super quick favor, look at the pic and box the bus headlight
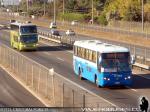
[103,77,107,80]
[107,78,110,81]
[124,76,131,80]
[128,76,131,79]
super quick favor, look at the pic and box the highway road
[0,27,150,109]
[0,66,44,107]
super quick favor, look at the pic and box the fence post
[133,46,136,56]
[144,49,147,64]
[62,83,64,107]
[31,65,34,88]
[72,90,74,108]
[37,68,41,93]
[49,68,55,106]
[46,71,48,98]
[83,94,85,108]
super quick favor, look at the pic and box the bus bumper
[100,79,132,87]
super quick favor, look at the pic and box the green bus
[10,22,38,51]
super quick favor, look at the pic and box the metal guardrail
[38,31,75,47]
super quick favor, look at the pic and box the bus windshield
[20,35,38,43]
[101,59,130,72]
[100,52,130,72]
[20,26,37,34]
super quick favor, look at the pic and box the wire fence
[0,42,115,108]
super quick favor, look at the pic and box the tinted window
[20,26,37,34]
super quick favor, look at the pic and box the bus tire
[11,42,13,48]
[78,68,83,80]
[18,45,22,51]
[95,75,99,87]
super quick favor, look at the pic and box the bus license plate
[115,82,120,84]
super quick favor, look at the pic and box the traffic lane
[0,30,148,108]
[0,67,45,107]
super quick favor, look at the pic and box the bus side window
[85,49,89,60]
[89,50,93,61]
[92,51,96,63]
[81,48,85,58]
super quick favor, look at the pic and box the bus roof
[74,40,129,53]
[10,21,35,27]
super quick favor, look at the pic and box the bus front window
[20,35,38,43]
[101,59,116,68]
[100,59,130,72]
[20,26,37,34]
[116,59,131,72]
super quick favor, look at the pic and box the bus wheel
[18,45,22,51]
[78,69,83,80]
[95,75,99,87]
[11,43,14,48]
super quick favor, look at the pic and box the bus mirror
[130,55,135,65]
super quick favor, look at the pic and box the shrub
[97,14,108,26]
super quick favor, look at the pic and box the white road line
[57,57,64,62]
[43,52,51,56]
[126,86,137,92]
[40,41,73,54]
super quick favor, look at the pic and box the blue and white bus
[73,40,133,87]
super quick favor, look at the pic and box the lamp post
[26,0,29,14]
[44,1,46,16]
[91,0,94,24]
[54,0,56,23]
[142,0,144,32]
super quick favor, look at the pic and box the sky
[2,0,52,5]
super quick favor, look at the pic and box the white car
[49,22,57,29]
[71,20,78,25]
[66,29,75,36]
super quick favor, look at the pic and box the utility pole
[44,1,46,16]
[54,0,56,23]
[63,0,65,15]
[92,0,94,24]
[142,0,144,32]
[26,0,29,15]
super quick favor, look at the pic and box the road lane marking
[125,86,137,92]
[39,41,73,54]
[57,57,64,62]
